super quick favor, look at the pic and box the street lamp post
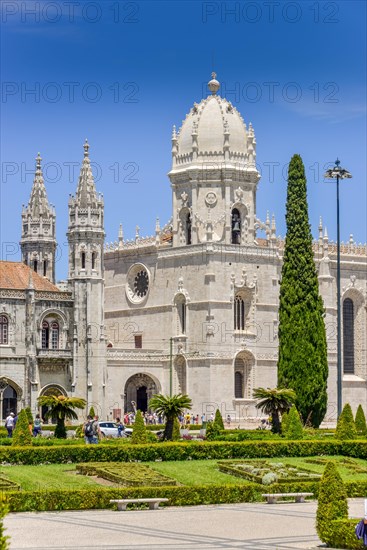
[324,159,352,418]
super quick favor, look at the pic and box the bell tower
[168,74,260,247]
[20,153,56,282]
[67,140,106,414]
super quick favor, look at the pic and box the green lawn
[148,456,367,485]
[1,456,366,490]
[0,464,101,491]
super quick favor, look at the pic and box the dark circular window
[134,270,149,297]
[126,264,150,304]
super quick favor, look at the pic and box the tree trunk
[272,410,281,434]
[164,417,174,440]
[55,417,67,439]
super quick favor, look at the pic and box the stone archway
[38,384,67,424]
[0,378,21,423]
[124,373,160,413]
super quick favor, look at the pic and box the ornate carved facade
[1,74,366,424]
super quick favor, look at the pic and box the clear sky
[1,0,366,280]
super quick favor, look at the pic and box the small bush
[329,519,366,549]
[172,417,180,441]
[316,461,348,545]
[281,411,289,435]
[88,407,95,418]
[283,406,303,440]
[0,495,9,549]
[24,408,33,425]
[262,472,277,485]
[131,411,148,444]
[354,405,367,437]
[214,409,224,430]
[336,404,357,440]
[12,410,32,447]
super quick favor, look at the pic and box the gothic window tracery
[175,294,187,334]
[42,321,49,349]
[0,316,9,345]
[51,322,59,349]
[234,293,245,331]
[343,298,354,374]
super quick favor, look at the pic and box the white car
[98,421,132,438]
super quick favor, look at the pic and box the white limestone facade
[1,74,366,425]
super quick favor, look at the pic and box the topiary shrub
[336,403,357,440]
[354,405,367,437]
[316,461,348,546]
[24,407,33,426]
[12,409,32,446]
[131,410,147,444]
[88,406,95,419]
[172,417,181,441]
[214,409,224,430]
[283,405,304,440]
[205,421,221,441]
[0,495,9,549]
[281,410,289,435]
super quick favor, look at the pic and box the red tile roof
[0,261,61,292]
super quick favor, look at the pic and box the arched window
[81,252,86,269]
[343,298,354,374]
[92,252,96,270]
[231,208,241,244]
[186,213,192,245]
[234,354,254,399]
[33,259,38,273]
[43,260,47,277]
[2,384,17,419]
[234,293,245,331]
[234,371,243,398]
[42,321,49,349]
[175,295,187,334]
[51,322,59,349]
[0,316,9,345]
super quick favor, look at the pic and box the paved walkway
[4,499,364,550]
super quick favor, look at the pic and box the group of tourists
[4,412,42,437]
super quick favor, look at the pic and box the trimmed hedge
[3,479,367,513]
[0,440,366,465]
[329,519,366,549]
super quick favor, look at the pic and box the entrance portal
[124,373,160,414]
[136,386,148,412]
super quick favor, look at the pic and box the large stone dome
[171,74,256,171]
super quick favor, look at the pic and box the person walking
[5,412,15,437]
[33,414,42,437]
[83,415,99,444]
[116,417,125,438]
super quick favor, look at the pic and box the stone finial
[118,223,124,247]
[208,72,220,95]
[271,214,276,232]
[155,217,160,232]
[135,225,140,241]
[172,125,177,140]
[349,233,354,245]
[36,152,42,172]
[84,138,89,158]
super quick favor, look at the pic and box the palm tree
[253,387,296,434]
[149,393,192,441]
[37,394,86,438]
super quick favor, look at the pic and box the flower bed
[218,460,321,484]
[77,462,177,486]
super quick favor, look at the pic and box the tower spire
[20,152,57,282]
[75,139,98,208]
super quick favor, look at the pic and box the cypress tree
[355,404,367,436]
[172,416,181,441]
[278,154,328,428]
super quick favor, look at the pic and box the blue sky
[1,0,366,279]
